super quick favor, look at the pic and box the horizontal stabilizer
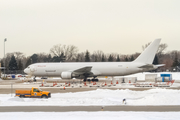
[139,64,154,69]
[139,64,165,69]
[155,64,165,67]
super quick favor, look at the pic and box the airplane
[24,39,164,81]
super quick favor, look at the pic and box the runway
[1,106,180,112]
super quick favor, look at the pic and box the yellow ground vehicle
[15,87,51,98]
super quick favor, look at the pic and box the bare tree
[132,53,140,60]
[106,53,117,62]
[50,44,78,62]
[91,50,105,62]
[142,42,151,51]
[157,43,168,55]
[4,53,14,70]
[14,52,25,60]
[36,53,49,62]
[161,53,174,71]
[120,55,130,61]
[76,52,85,62]
[14,52,26,69]
[142,42,168,55]
[25,56,32,68]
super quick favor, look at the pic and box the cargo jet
[24,39,164,81]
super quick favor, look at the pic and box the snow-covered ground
[1,89,180,106]
[0,112,180,120]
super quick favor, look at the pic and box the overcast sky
[1,0,180,58]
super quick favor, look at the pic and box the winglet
[134,39,161,64]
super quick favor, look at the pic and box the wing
[64,66,101,79]
[69,66,93,77]
[73,66,92,73]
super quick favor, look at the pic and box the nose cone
[24,68,29,74]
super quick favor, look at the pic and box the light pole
[4,38,7,78]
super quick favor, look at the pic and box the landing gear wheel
[91,78,99,82]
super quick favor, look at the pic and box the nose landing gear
[33,76,37,82]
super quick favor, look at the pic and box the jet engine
[61,72,80,79]
[61,72,72,79]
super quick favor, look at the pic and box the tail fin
[133,39,161,64]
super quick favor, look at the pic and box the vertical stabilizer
[134,39,161,64]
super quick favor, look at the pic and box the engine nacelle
[61,72,72,79]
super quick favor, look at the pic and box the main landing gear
[91,78,99,82]
[83,77,99,82]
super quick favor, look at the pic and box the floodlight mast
[4,38,7,78]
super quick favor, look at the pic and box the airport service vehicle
[24,39,164,81]
[16,87,51,98]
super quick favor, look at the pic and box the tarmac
[0,87,155,94]
[0,79,155,94]
[1,79,180,94]
[1,106,180,112]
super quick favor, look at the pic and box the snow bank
[1,89,180,106]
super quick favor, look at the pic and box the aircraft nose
[24,68,29,74]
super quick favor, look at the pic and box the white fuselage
[24,62,152,78]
